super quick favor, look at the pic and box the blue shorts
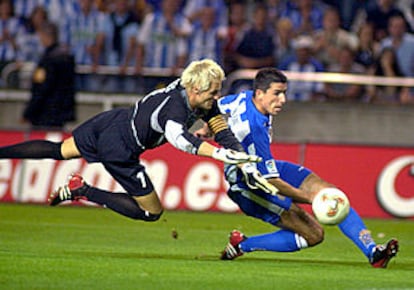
[276,160,312,188]
[228,160,312,226]
[72,108,154,196]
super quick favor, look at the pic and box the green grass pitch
[1,203,414,290]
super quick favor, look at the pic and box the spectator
[187,6,227,65]
[61,0,108,67]
[104,0,140,93]
[223,1,248,73]
[95,0,108,11]
[354,22,380,71]
[0,0,24,69]
[380,14,414,78]
[366,0,406,41]
[312,7,359,67]
[233,3,275,69]
[324,46,365,101]
[366,47,410,103]
[135,0,192,75]
[22,22,76,129]
[43,0,78,29]
[264,0,290,25]
[183,0,228,27]
[129,0,147,23]
[324,0,366,31]
[144,0,181,13]
[16,5,48,62]
[60,0,110,91]
[282,0,324,36]
[106,0,139,69]
[12,0,37,23]
[144,0,160,12]
[13,0,78,28]
[278,35,325,101]
[273,17,295,65]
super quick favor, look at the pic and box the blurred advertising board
[0,130,412,219]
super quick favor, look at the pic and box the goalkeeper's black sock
[0,140,64,160]
[84,187,162,222]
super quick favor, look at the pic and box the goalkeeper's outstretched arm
[164,119,261,164]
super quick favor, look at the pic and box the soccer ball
[312,188,350,225]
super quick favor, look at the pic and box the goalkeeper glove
[212,148,262,164]
[240,163,279,195]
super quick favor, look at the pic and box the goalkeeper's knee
[131,209,163,222]
[143,210,163,222]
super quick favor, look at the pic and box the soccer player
[207,68,398,268]
[0,59,265,222]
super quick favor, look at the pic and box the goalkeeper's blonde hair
[181,59,225,92]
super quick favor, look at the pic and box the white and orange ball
[312,188,350,225]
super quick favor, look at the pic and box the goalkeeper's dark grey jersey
[73,79,242,165]
[130,79,241,154]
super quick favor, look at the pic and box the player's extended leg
[49,174,163,221]
[134,191,163,217]
[61,137,82,159]
[49,162,163,222]
[221,175,324,260]
[0,140,63,160]
[0,136,82,160]
[237,203,323,253]
[300,173,399,268]
[300,173,377,255]
[278,203,324,246]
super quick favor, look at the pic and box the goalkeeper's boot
[370,239,399,268]
[220,230,247,260]
[48,173,89,206]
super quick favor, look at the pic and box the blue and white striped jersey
[12,0,37,20]
[16,29,43,61]
[218,90,279,179]
[13,0,77,25]
[0,17,25,61]
[60,8,110,65]
[43,0,78,28]
[187,23,226,65]
[138,11,191,68]
[183,0,228,27]
[105,13,139,66]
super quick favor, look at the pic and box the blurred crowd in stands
[0,0,413,103]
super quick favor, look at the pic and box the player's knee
[140,210,163,222]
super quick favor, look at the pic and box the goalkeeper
[0,59,264,222]
[196,68,398,268]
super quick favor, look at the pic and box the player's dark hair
[253,68,287,92]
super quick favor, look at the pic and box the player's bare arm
[268,177,313,204]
